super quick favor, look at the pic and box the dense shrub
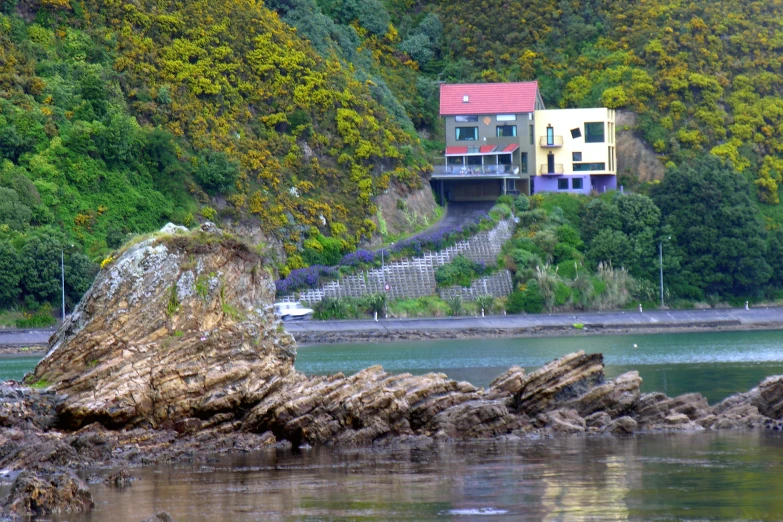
[514,195,530,213]
[509,249,538,270]
[435,255,487,287]
[506,281,545,314]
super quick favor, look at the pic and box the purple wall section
[591,175,617,193]
[532,175,592,195]
[532,175,617,195]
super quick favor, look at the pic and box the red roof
[480,145,497,153]
[440,82,540,116]
[445,146,468,155]
[502,144,520,153]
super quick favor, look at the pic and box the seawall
[285,307,783,344]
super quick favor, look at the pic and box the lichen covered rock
[30,223,295,429]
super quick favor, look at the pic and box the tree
[19,232,63,306]
[194,150,240,194]
[587,229,631,269]
[651,156,771,297]
[0,187,32,230]
[0,241,22,306]
[583,193,664,279]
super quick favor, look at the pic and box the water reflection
[22,431,781,521]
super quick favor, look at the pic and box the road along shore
[285,307,783,345]
[4,308,783,353]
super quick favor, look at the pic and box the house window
[573,152,582,161]
[496,125,517,137]
[546,126,554,146]
[497,114,516,121]
[557,179,569,191]
[521,152,528,174]
[507,179,517,191]
[585,122,605,143]
[571,128,582,139]
[456,127,478,141]
[572,178,584,190]
[467,155,482,166]
[447,156,464,166]
[529,125,534,145]
[498,153,511,165]
[455,115,478,122]
[573,162,606,171]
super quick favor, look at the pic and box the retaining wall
[280,219,515,305]
[438,271,514,302]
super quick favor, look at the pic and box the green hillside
[3,0,783,315]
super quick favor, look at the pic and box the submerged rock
[1,471,94,517]
[142,512,177,522]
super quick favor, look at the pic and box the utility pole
[659,236,670,308]
[659,241,663,308]
[61,249,66,322]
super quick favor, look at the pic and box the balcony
[431,165,524,178]
[539,136,564,148]
[539,164,564,175]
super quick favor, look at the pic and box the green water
[0,355,39,382]
[4,330,783,520]
[296,329,783,403]
[5,330,783,402]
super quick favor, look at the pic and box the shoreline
[5,309,783,354]
[286,306,783,345]
[294,321,783,345]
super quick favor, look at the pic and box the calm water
[4,330,783,520]
[297,329,783,403]
[18,431,783,521]
[0,355,39,383]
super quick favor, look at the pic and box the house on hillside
[433,81,616,201]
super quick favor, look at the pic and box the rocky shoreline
[3,224,783,519]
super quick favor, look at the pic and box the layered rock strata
[5,223,783,515]
[30,223,296,430]
[20,223,783,444]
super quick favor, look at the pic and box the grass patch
[28,378,51,389]
[0,310,24,328]
[221,302,245,321]
[166,284,180,316]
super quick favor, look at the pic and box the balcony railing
[539,164,564,175]
[539,136,564,147]
[431,165,524,177]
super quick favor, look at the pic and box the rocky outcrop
[20,223,783,447]
[30,223,296,430]
[2,471,93,517]
[615,110,665,182]
[6,222,783,519]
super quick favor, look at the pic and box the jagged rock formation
[7,223,783,517]
[22,223,783,444]
[30,223,296,430]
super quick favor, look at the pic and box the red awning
[445,146,468,156]
[446,145,515,156]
